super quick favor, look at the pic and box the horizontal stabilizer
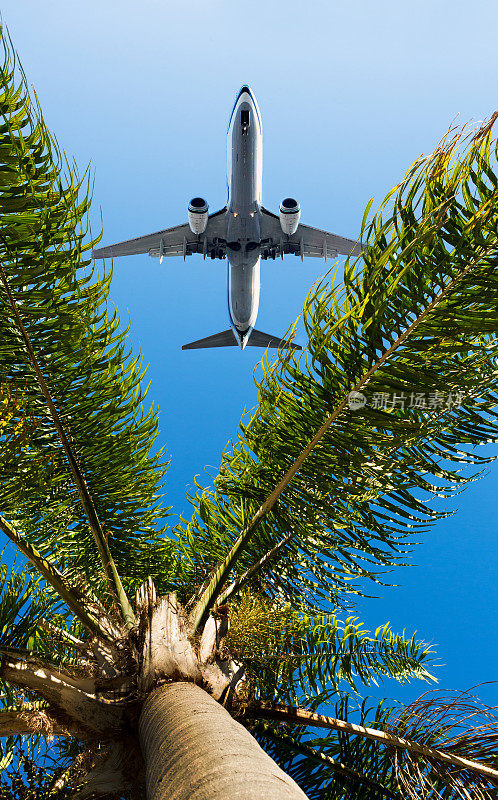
[247,329,301,349]
[182,330,237,350]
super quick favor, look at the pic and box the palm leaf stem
[216,531,295,606]
[248,702,498,781]
[0,515,114,643]
[190,242,492,634]
[48,751,88,793]
[0,264,135,629]
[40,620,87,651]
[0,645,67,670]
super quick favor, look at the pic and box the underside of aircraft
[93,86,363,350]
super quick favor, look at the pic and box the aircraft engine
[279,198,301,235]
[188,197,209,234]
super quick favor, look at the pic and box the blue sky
[4,0,498,708]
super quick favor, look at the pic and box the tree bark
[138,681,309,800]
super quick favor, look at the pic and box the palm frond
[259,725,400,799]
[183,115,498,626]
[0,557,59,650]
[0,264,135,626]
[253,695,399,800]
[390,689,498,799]
[0,518,114,641]
[0,25,173,606]
[249,689,498,799]
[224,594,435,705]
[0,737,88,799]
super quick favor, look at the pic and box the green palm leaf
[0,558,60,651]
[181,117,498,627]
[0,30,173,604]
[224,594,435,706]
[252,690,498,799]
[254,696,399,800]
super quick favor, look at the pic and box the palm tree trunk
[138,681,309,800]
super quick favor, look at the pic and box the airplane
[92,85,363,351]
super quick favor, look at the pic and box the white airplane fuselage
[92,86,363,352]
[226,87,263,349]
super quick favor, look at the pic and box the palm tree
[0,25,496,799]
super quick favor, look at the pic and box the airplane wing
[259,207,363,261]
[92,207,228,260]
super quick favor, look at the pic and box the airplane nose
[237,84,255,103]
[229,85,257,133]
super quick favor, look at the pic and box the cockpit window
[241,109,250,129]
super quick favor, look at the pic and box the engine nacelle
[279,198,301,235]
[188,197,209,234]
